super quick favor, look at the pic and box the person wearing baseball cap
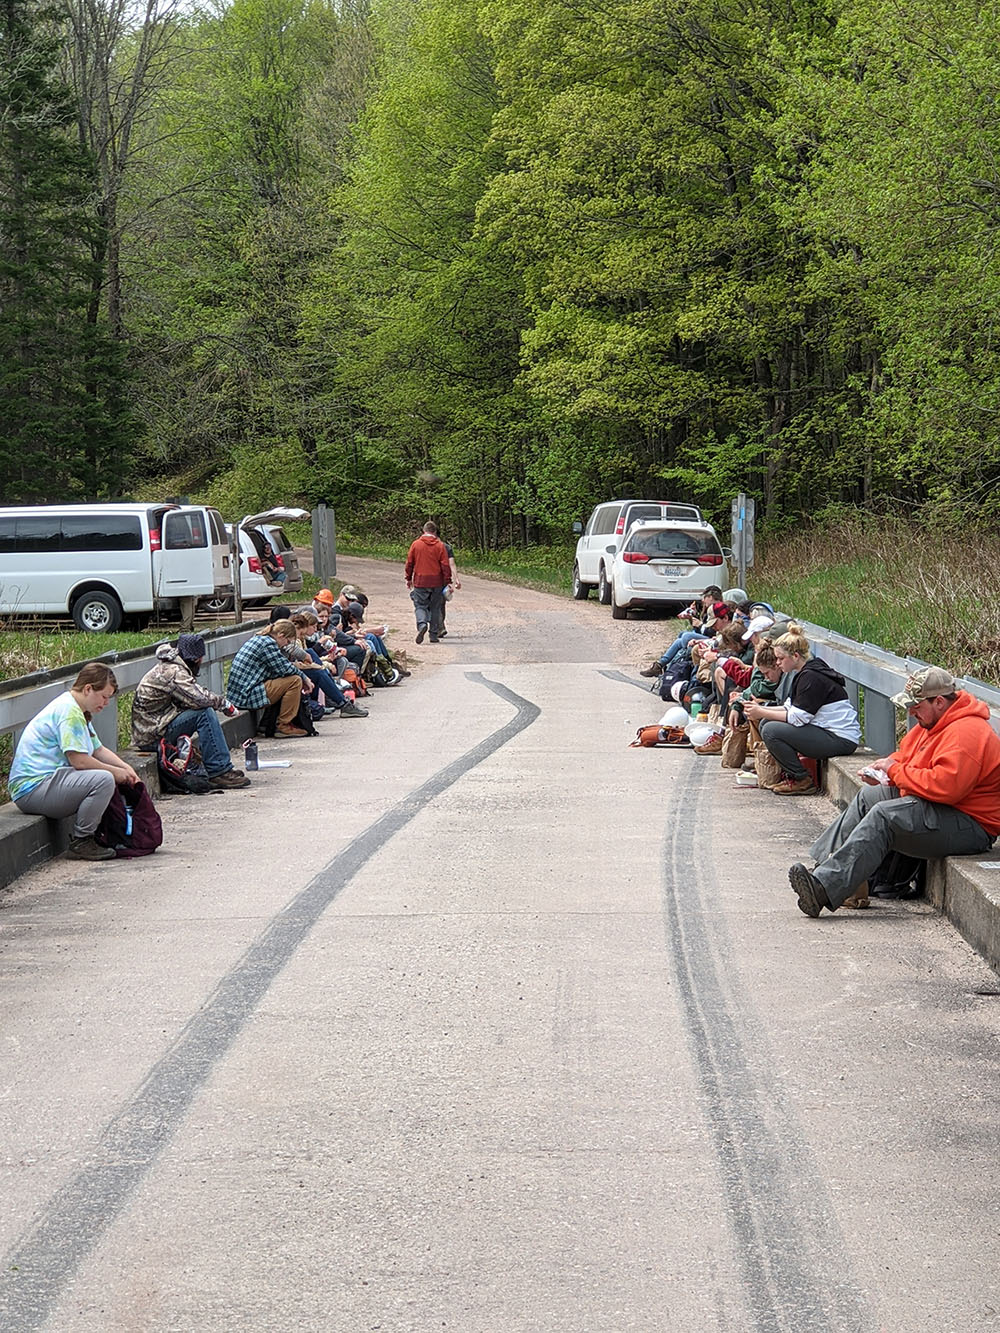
[789,665,1000,918]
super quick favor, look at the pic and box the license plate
[657,565,685,577]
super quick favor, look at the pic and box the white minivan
[0,502,231,631]
[610,519,729,618]
[571,498,705,603]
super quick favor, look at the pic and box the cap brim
[891,690,917,708]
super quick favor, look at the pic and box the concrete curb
[826,754,1000,976]
[0,713,254,893]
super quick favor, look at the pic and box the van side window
[163,511,208,550]
[0,515,61,552]
[61,515,142,551]
[208,510,226,545]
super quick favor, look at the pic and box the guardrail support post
[863,691,897,756]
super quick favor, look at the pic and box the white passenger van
[0,503,232,632]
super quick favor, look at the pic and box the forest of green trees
[3,0,1000,543]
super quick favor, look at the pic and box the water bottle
[176,736,192,765]
[243,740,258,770]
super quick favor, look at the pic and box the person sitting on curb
[639,588,726,676]
[744,623,860,795]
[9,662,141,861]
[226,620,314,737]
[404,520,451,644]
[789,667,1000,917]
[131,635,249,790]
[288,612,369,717]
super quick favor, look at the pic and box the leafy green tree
[0,0,129,500]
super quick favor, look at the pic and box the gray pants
[15,767,116,839]
[410,586,444,636]
[760,720,857,779]
[809,783,994,909]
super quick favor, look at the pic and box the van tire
[598,565,612,605]
[72,591,123,633]
[611,598,628,620]
[200,595,234,614]
[571,563,589,600]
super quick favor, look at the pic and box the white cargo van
[0,502,232,631]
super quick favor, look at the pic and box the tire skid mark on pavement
[0,672,539,1333]
[597,667,656,695]
[662,764,871,1333]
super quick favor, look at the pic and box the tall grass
[752,517,1000,683]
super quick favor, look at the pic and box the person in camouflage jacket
[131,635,249,788]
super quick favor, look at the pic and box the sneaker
[208,769,251,789]
[67,835,115,862]
[734,771,759,787]
[340,702,369,718]
[789,863,830,918]
[771,776,819,795]
[276,725,309,737]
[639,663,663,678]
[416,624,428,644]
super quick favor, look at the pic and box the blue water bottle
[243,740,258,771]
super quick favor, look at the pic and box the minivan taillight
[248,556,262,574]
[622,551,649,563]
[275,553,285,568]
[615,516,626,534]
[149,528,161,551]
[696,554,724,565]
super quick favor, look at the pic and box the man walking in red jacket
[404,521,452,644]
[789,667,1000,916]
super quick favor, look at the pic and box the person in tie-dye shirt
[10,662,140,861]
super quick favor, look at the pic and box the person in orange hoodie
[404,521,452,644]
[789,667,1000,917]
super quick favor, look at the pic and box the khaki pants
[264,675,302,727]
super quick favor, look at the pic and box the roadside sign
[731,493,755,589]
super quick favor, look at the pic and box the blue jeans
[364,633,389,658]
[660,631,708,666]
[302,665,346,708]
[165,708,232,775]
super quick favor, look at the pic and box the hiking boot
[841,882,871,910]
[693,734,724,755]
[340,702,369,718]
[209,769,251,789]
[276,725,309,737]
[415,623,428,644]
[67,835,115,862]
[438,629,448,638]
[429,636,440,644]
[734,771,759,787]
[639,663,662,678]
[789,863,830,918]
[771,775,819,795]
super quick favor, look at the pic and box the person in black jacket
[744,624,861,794]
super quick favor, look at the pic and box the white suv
[610,519,728,619]
[572,499,704,604]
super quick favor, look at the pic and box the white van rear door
[154,509,216,597]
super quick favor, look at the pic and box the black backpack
[870,850,925,899]
[157,736,216,795]
[256,694,318,737]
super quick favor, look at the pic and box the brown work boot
[209,769,251,789]
[639,663,662,678]
[276,725,309,737]
[693,733,724,755]
[841,882,871,909]
[67,835,115,862]
[771,775,819,795]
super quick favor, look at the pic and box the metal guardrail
[797,620,1000,754]
[0,623,261,753]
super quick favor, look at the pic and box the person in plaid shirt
[227,621,313,737]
